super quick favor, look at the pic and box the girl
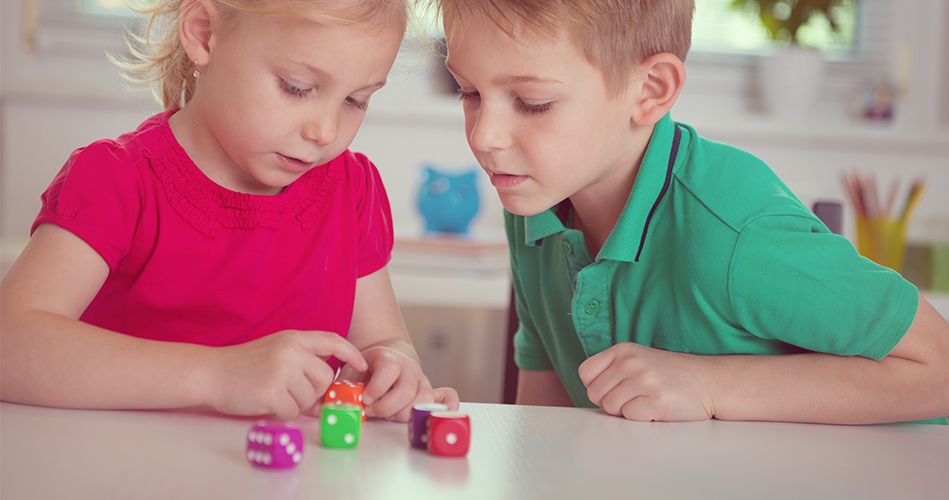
[0,0,458,421]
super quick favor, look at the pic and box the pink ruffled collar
[146,110,341,237]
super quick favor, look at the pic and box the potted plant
[731,0,849,118]
[731,0,847,46]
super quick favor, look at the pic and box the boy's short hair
[436,0,694,96]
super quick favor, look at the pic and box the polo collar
[600,113,681,262]
[523,200,570,247]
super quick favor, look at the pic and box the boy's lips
[277,153,315,173]
[489,171,528,189]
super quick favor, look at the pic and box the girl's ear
[628,53,687,127]
[179,0,217,65]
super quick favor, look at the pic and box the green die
[321,404,362,448]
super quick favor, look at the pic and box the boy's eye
[514,99,553,115]
[346,96,370,112]
[280,79,311,98]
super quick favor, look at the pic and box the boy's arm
[516,368,575,407]
[344,266,459,420]
[0,224,366,419]
[579,294,949,424]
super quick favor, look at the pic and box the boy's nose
[467,106,510,153]
[302,109,339,145]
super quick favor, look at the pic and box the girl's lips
[489,172,528,189]
[277,153,314,174]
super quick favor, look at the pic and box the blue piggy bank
[416,165,480,234]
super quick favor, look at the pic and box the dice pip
[321,403,362,448]
[246,421,304,468]
[324,380,366,420]
[426,411,471,457]
[409,403,450,449]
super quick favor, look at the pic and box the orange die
[324,380,366,420]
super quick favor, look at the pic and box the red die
[426,411,471,457]
[325,380,366,420]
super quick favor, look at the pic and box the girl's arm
[516,368,574,407]
[0,224,366,419]
[578,295,949,424]
[344,266,459,421]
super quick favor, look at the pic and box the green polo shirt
[507,113,945,425]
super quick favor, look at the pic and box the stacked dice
[320,380,366,448]
[246,421,304,468]
[245,380,367,468]
[409,404,471,458]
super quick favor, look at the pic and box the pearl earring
[193,60,201,79]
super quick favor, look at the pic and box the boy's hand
[578,342,715,422]
[203,330,367,420]
[339,344,459,422]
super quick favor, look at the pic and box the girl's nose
[302,108,339,145]
[467,105,510,153]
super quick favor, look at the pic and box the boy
[436,0,949,424]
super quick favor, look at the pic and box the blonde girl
[1,0,458,421]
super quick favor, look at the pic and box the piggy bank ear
[418,165,435,183]
[462,169,478,183]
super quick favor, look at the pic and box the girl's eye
[457,89,481,103]
[346,96,370,112]
[280,79,311,98]
[514,99,553,115]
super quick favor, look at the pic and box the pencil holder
[856,216,907,273]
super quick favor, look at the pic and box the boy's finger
[301,332,368,373]
[578,348,615,386]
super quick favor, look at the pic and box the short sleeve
[32,140,144,272]
[728,214,918,360]
[350,152,394,277]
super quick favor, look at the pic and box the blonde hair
[117,0,409,110]
[434,0,694,97]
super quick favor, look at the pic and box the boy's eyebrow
[494,74,565,86]
[446,61,563,86]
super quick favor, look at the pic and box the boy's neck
[570,128,652,259]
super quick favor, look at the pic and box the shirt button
[562,241,573,255]
[583,299,599,315]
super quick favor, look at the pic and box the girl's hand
[578,342,715,422]
[339,344,453,422]
[432,386,461,411]
[203,330,367,420]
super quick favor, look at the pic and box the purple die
[246,421,304,468]
[409,403,450,449]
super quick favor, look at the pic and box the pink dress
[33,110,393,365]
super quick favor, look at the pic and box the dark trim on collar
[635,124,681,262]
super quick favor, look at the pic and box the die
[321,404,362,448]
[246,421,304,468]
[408,403,450,449]
[324,380,366,420]
[426,411,471,457]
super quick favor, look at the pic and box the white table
[1,401,947,499]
